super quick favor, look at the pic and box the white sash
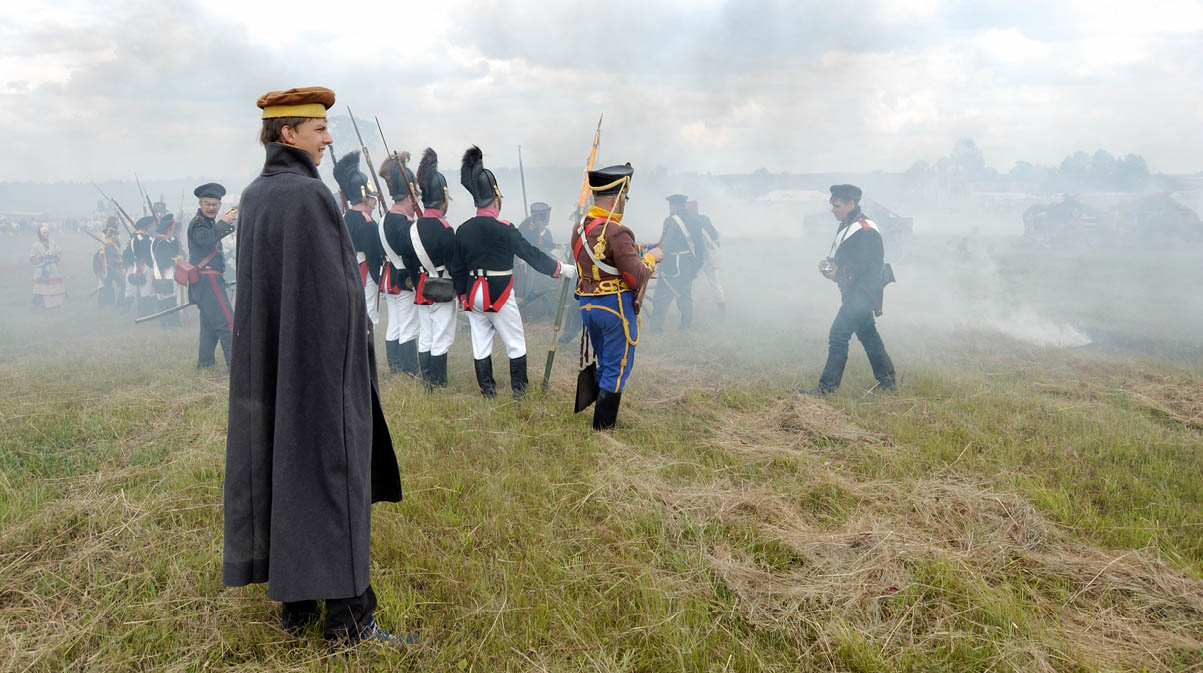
[671,215,697,256]
[409,221,445,277]
[378,217,406,270]
[575,215,620,275]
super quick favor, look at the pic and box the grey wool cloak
[223,142,402,602]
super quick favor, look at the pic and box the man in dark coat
[798,184,895,394]
[151,213,182,328]
[223,86,404,648]
[186,183,236,369]
[648,193,708,332]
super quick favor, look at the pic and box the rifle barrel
[346,107,389,221]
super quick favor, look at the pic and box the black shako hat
[829,184,862,202]
[334,151,377,205]
[665,193,687,205]
[530,201,551,214]
[588,164,633,197]
[416,148,450,209]
[156,213,174,233]
[460,146,502,208]
[194,182,226,200]
[379,151,418,201]
[135,215,156,231]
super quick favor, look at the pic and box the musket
[518,145,529,220]
[542,114,603,392]
[135,172,150,216]
[89,181,134,235]
[135,282,237,324]
[345,108,389,221]
[373,116,423,218]
[329,141,348,214]
[84,230,106,246]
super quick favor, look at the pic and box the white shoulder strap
[671,215,697,255]
[576,215,620,276]
[378,218,405,270]
[410,221,444,277]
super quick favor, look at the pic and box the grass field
[1,232,1201,671]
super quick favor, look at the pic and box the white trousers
[702,255,726,303]
[418,301,457,356]
[384,290,420,342]
[363,279,379,325]
[467,291,526,359]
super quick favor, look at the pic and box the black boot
[474,357,496,398]
[385,340,400,373]
[509,355,529,398]
[592,389,622,430]
[399,339,419,378]
[429,353,448,388]
[418,351,431,382]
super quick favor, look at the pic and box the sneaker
[329,616,404,652]
[793,386,832,396]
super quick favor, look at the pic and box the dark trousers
[282,584,377,641]
[649,257,699,330]
[818,288,895,392]
[192,272,232,369]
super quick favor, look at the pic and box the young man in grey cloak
[222,86,404,648]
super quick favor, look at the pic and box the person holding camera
[799,184,895,395]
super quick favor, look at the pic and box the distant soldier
[150,213,182,328]
[123,216,158,318]
[798,184,895,394]
[516,201,558,318]
[399,148,461,388]
[454,146,574,398]
[377,152,422,376]
[29,224,65,309]
[519,201,555,251]
[570,164,662,429]
[187,183,235,370]
[225,86,402,648]
[686,199,725,314]
[333,151,384,341]
[648,193,707,332]
[94,220,124,307]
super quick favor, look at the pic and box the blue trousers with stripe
[578,292,638,393]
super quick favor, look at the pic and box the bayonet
[346,107,389,221]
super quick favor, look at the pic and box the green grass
[1,234,1201,671]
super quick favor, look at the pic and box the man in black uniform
[376,151,421,376]
[151,213,182,328]
[516,201,558,318]
[799,184,895,394]
[648,193,707,332]
[124,216,158,318]
[333,151,384,339]
[454,146,574,398]
[398,148,462,388]
[187,182,236,370]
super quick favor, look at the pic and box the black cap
[829,184,862,202]
[460,146,502,208]
[417,148,450,209]
[530,201,551,213]
[588,164,633,197]
[135,215,156,231]
[666,193,688,204]
[194,182,226,200]
[333,151,378,205]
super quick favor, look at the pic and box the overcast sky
[3,0,1202,182]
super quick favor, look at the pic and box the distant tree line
[904,139,1162,194]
